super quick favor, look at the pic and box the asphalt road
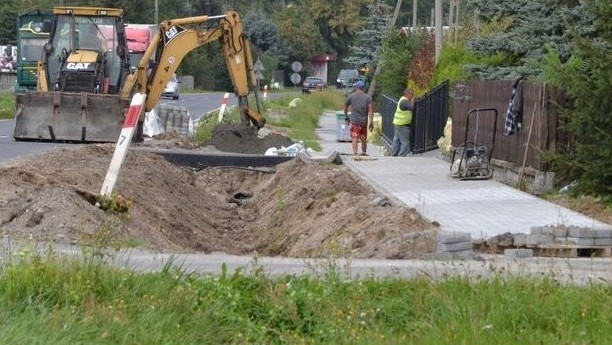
[162,91,239,122]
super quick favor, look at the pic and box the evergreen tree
[464,0,576,79]
[376,30,422,99]
[549,0,612,197]
[344,0,393,69]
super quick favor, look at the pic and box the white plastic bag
[143,109,162,137]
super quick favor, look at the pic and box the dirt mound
[203,123,295,154]
[0,144,438,259]
[141,123,295,155]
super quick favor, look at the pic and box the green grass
[2,251,612,344]
[267,91,344,152]
[0,91,14,119]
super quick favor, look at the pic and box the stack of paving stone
[438,231,473,258]
[473,226,612,258]
[520,225,612,247]
[511,225,612,257]
[155,103,193,137]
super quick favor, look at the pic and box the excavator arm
[120,11,265,128]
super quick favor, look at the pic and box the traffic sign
[254,58,265,72]
[255,71,264,80]
[290,72,301,85]
[291,61,302,73]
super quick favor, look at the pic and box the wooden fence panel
[451,80,557,171]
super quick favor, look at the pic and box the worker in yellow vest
[391,88,415,156]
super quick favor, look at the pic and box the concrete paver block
[595,238,612,246]
[531,226,550,235]
[565,237,596,246]
[513,234,527,247]
[568,227,595,238]
[438,241,472,252]
[526,234,554,246]
[438,231,471,244]
[553,227,569,237]
[504,248,534,258]
[594,229,612,238]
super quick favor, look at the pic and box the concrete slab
[316,111,612,240]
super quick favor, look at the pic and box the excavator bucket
[244,107,266,129]
[14,92,132,142]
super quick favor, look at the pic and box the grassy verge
[266,91,344,151]
[1,252,612,344]
[0,92,14,119]
[541,192,612,225]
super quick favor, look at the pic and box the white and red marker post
[99,92,146,198]
[217,92,230,123]
[263,85,268,101]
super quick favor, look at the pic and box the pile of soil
[204,124,295,154]
[146,123,295,155]
[0,125,438,259]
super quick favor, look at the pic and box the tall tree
[344,0,394,69]
[243,12,280,53]
[548,0,612,196]
[308,0,368,55]
[273,4,329,66]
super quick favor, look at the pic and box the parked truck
[125,23,156,70]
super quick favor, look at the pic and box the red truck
[125,24,156,70]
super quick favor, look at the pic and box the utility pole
[412,0,417,31]
[454,0,460,43]
[368,0,403,97]
[434,0,442,63]
[155,0,159,25]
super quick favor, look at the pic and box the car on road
[335,69,360,88]
[162,73,180,100]
[301,76,325,93]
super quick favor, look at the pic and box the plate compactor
[450,108,499,180]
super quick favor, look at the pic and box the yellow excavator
[14,6,265,142]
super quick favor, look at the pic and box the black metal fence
[412,81,449,153]
[381,94,397,144]
[380,81,449,153]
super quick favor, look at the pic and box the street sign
[290,72,301,85]
[255,71,264,80]
[254,58,265,72]
[291,61,302,73]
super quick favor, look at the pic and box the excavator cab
[14,7,132,142]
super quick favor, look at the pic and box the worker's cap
[354,80,365,90]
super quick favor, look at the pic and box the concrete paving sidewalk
[315,111,612,240]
